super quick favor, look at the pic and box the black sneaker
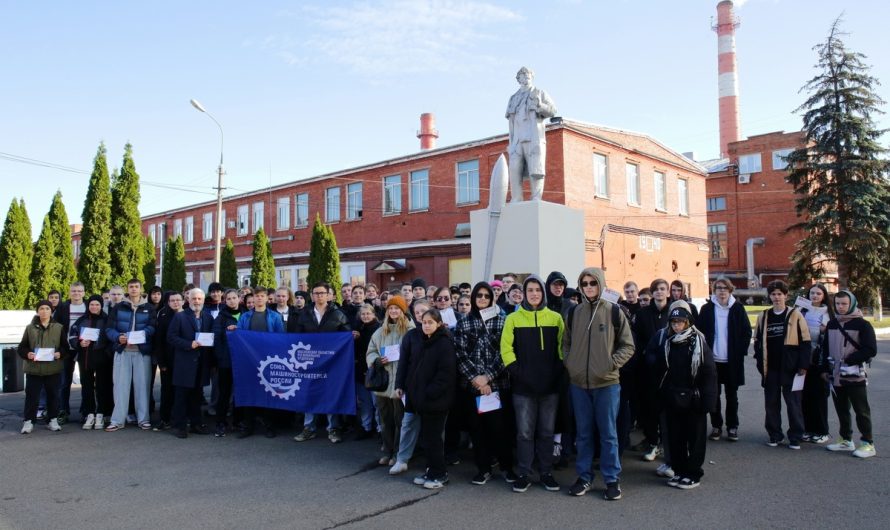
[190,424,210,435]
[446,454,461,466]
[708,427,722,441]
[153,421,172,432]
[568,478,591,496]
[175,428,188,439]
[214,423,227,437]
[604,482,622,501]
[676,477,700,490]
[727,428,739,442]
[503,470,519,483]
[512,475,531,493]
[540,473,560,492]
[471,471,492,485]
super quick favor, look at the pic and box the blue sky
[2,0,889,237]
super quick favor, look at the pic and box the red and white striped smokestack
[417,113,439,150]
[713,0,741,157]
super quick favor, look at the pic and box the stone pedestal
[470,201,585,284]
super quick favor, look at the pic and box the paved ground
[1,340,887,529]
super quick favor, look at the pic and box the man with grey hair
[167,287,215,438]
[506,66,557,202]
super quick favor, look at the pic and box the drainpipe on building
[746,237,764,288]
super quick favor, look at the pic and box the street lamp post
[190,99,225,282]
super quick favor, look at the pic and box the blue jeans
[513,393,558,476]
[304,413,341,432]
[396,411,420,464]
[571,384,621,484]
[355,382,375,432]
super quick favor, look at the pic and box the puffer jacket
[106,299,156,355]
[366,319,415,398]
[397,326,456,413]
[18,318,65,376]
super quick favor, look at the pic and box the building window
[654,171,666,211]
[173,219,182,239]
[738,153,762,174]
[277,197,290,230]
[202,213,213,241]
[626,163,640,205]
[326,187,341,223]
[157,224,163,246]
[593,153,609,198]
[456,160,479,205]
[148,224,156,246]
[383,175,401,215]
[410,169,429,211]
[184,216,194,244]
[346,182,363,220]
[237,205,248,235]
[252,201,264,232]
[707,197,727,211]
[678,178,689,216]
[708,223,728,260]
[219,209,226,238]
[772,148,794,170]
[295,193,309,227]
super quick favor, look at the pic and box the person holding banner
[367,295,414,469]
[168,288,216,439]
[67,295,111,430]
[454,281,517,486]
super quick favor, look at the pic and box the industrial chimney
[713,1,741,157]
[417,113,439,150]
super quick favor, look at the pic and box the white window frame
[173,219,183,239]
[383,175,401,215]
[593,153,609,198]
[654,170,667,211]
[148,224,156,246]
[409,169,429,211]
[772,148,794,170]
[277,196,290,231]
[325,186,341,223]
[678,178,689,216]
[219,209,226,238]
[157,224,163,247]
[625,163,640,206]
[237,205,249,235]
[346,182,363,220]
[252,201,264,232]
[184,216,194,244]
[202,213,213,241]
[738,153,762,174]
[456,160,480,205]
[294,193,309,228]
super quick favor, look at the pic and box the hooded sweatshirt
[563,267,635,389]
[710,293,734,362]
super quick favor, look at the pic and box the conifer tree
[142,235,156,292]
[0,199,33,309]
[110,143,144,285]
[220,238,238,288]
[250,228,276,288]
[307,214,342,303]
[786,18,890,307]
[48,190,77,293]
[27,214,57,307]
[162,236,186,291]
[78,143,113,295]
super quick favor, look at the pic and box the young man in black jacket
[52,282,87,424]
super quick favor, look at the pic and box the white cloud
[259,0,523,76]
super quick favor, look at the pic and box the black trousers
[802,369,829,436]
[763,371,804,443]
[216,367,238,424]
[25,373,61,422]
[710,362,739,429]
[666,408,707,481]
[79,360,113,416]
[831,384,872,442]
[420,411,448,479]
[464,390,515,474]
[59,356,76,414]
[444,386,469,458]
[159,368,175,423]
[172,385,204,430]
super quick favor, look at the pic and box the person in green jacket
[18,300,65,434]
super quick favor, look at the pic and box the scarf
[665,326,703,378]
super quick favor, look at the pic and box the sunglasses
[579,280,599,287]
[475,293,492,299]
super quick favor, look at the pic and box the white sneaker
[21,420,34,434]
[656,463,675,478]
[389,461,408,475]
[642,445,661,462]
[82,414,96,430]
[48,418,62,432]
[853,442,876,459]
[827,439,855,452]
[94,414,105,430]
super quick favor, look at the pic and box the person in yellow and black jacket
[753,280,811,449]
[500,275,565,494]
[18,300,65,434]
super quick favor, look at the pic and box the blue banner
[229,330,356,415]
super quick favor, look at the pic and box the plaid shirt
[454,310,509,392]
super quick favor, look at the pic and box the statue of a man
[505,66,557,202]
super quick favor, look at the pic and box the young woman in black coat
[68,295,111,430]
[212,289,243,436]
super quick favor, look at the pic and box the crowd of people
[17,270,878,498]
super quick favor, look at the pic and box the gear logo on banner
[257,342,314,400]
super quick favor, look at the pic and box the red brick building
[74,119,711,296]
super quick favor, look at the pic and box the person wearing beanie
[19,301,65,434]
[411,279,428,301]
[366,295,415,471]
[67,295,112,430]
[655,302,717,489]
[821,290,878,458]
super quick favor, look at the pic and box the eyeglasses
[579,280,598,287]
[475,293,492,299]
[435,296,451,301]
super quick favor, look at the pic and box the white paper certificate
[601,288,621,304]
[476,391,502,414]
[440,307,457,328]
[794,296,814,312]
[479,306,500,322]
[791,373,806,392]
[383,344,400,362]
[196,333,215,347]
[35,348,55,362]
[127,330,147,345]
[79,327,100,341]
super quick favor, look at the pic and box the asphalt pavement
[1,339,888,529]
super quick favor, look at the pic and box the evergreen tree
[307,214,342,303]
[786,18,890,306]
[0,199,33,309]
[109,143,144,285]
[161,236,186,291]
[27,214,57,307]
[78,143,113,295]
[220,238,238,288]
[142,235,156,292]
[250,228,276,288]
[48,190,77,293]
